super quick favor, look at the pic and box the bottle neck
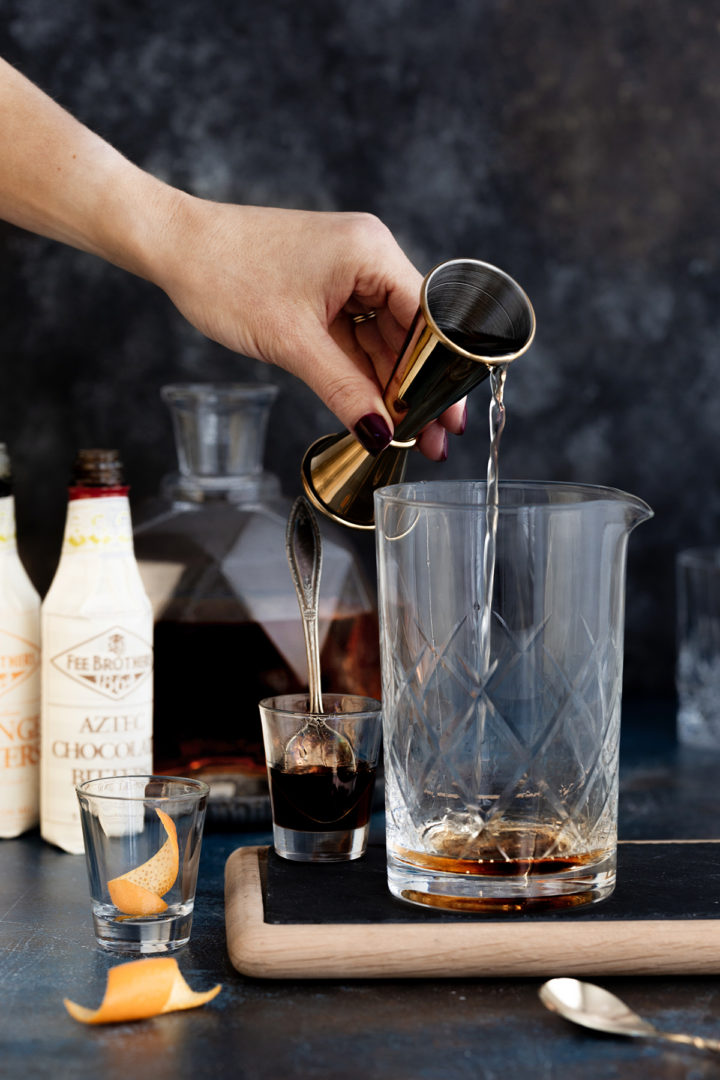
[0,494,17,554]
[68,485,130,500]
[61,492,135,556]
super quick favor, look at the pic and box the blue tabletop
[2,700,720,1080]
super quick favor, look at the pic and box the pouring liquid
[480,364,508,676]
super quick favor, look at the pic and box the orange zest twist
[107,808,179,916]
[64,957,221,1024]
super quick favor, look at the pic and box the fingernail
[459,403,468,435]
[440,431,449,462]
[354,413,392,454]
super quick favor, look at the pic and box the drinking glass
[259,693,382,862]
[375,480,652,911]
[676,547,720,748]
[76,775,208,953]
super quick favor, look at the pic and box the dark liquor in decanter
[133,384,380,820]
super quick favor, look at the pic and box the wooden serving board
[224,841,720,979]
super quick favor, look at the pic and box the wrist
[84,157,188,283]
[142,192,263,302]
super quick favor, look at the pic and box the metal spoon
[540,978,720,1053]
[283,496,355,769]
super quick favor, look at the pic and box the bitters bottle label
[42,614,153,852]
[0,621,41,837]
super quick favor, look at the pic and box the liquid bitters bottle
[0,444,41,837]
[41,449,153,853]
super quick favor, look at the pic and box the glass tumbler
[76,775,208,953]
[676,547,720,748]
[259,693,382,862]
[375,480,652,912]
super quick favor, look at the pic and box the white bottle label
[0,498,17,548]
[60,496,133,554]
[0,495,41,838]
[41,495,153,854]
[0,620,41,838]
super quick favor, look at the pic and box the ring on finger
[351,310,378,325]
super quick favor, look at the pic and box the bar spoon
[539,978,720,1053]
[283,495,355,769]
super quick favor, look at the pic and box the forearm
[0,58,180,280]
[0,59,458,458]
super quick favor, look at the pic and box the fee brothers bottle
[0,444,41,837]
[41,450,153,853]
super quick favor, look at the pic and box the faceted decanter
[133,384,380,820]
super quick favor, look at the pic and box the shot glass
[677,548,720,748]
[76,775,209,954]
[259,693,382,862]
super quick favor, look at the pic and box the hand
[0,59,464,457]
[152,199,466,459]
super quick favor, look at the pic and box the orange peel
[107,808,179,916]
[64,957,221,1024]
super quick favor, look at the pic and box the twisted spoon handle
[660,1031,720,1053]
[286,495,324,714]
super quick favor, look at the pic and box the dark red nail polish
[459,403,468,435]
[354,413,392,454]
[440,432,449,462]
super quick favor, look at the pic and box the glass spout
[614,488,654,533]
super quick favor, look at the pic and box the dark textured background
[2,0,719,699]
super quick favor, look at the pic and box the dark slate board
[263,841,720,924]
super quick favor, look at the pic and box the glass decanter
[133,383,380,821]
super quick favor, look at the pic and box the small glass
[677,548,720,748]
[76,775,209,954]
[259,693,382,862]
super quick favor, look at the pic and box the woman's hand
[152,198,466,459]
[0,59,465,457]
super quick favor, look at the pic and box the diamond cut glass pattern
[375,481,652,910]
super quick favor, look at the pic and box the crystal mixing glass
[375,480,652,911]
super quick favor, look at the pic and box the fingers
[288,322,396,453]
[322,318,469,461]
[416,425,449,462]
[285,327,465,463]
[437,399,468,437]
[350,313,403,391]
[339,215,423,335]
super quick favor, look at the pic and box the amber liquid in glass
[395,825,607,911]
[396,835,602,878]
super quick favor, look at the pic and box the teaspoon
[539,978,720,1053]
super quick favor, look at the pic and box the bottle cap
[0,443,12,496]
[72,449,125,488]
[0,443,10,481]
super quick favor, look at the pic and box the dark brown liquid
[396,846,602,877]
[152,612,380,776]
[268,762,376,831]
[442,327,526,357]
[395,826,608,912]
[397,823,604,878]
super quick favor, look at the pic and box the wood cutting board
[224,841,720,979]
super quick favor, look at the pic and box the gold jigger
[302,258,536,529]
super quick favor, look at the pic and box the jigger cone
[302,258,536,529]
